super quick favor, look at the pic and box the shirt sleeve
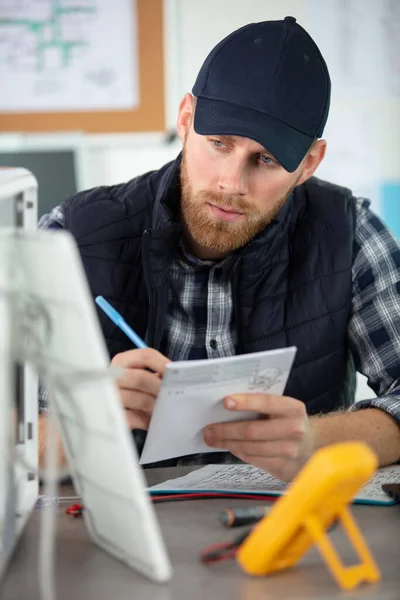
[38,205,65,230]
[37,206,65,411]
[38,383,49,414]
[348,198,400,423]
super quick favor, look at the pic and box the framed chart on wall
[0,0,165,133]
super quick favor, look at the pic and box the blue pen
[95,296,148,349]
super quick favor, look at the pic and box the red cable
[65,503,84,517]
[66,493,277,516]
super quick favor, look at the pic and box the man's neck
[182,232,228,261]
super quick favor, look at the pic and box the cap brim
[193,97,315,173]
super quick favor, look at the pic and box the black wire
[201,527,253,562]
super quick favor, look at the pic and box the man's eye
[211,139,224,148]
[259,154,274,165]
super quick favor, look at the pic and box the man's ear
[296,139,327,185]
[176,93,195,143]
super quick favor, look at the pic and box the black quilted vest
[62,155,357,415]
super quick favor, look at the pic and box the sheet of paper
[140,347,297,465]
[0,0,139,112]
[148,463,400,504]
[149,464,287,493]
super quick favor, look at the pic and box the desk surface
[2,466,400,600]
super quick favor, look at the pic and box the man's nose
[217,156,248,196]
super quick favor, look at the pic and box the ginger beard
[180,144,300,254]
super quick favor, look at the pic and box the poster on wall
[0,0,139,112]
[307,0,400,98]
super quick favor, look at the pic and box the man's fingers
[112,348,171,375]
[219,439,301,461]
[124,409,150,431]
[117,368,162,397]
[119,389,156,414]
[224,393,306,418]
[205,417,306,443]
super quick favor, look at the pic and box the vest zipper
[142,229,156,347]
[232,256,243,354]
[232,237,261,355]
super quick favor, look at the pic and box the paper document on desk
[148,463,400,506]
[140,347,296,465]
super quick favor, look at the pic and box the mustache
[198,191,253,214]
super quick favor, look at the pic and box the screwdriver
[219,505,338,531]
[219,506,270,528]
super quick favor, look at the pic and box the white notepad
[140,347,297,465]
[148,463,400,506]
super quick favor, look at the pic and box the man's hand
[111,348,171,431]
[204,393,315,482]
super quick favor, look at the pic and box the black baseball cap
[192,16,330,173]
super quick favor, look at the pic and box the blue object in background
[381,182,400,241]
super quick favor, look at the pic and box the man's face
[180,125,304,259]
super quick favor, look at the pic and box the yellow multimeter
[236,441,381,591]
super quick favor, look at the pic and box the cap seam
[264,19,295,103]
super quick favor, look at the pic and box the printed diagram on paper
[0,0,139,112]
[248,367,284,392]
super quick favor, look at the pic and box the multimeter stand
[237,442,381,591]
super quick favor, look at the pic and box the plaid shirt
[38,197,400,465]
